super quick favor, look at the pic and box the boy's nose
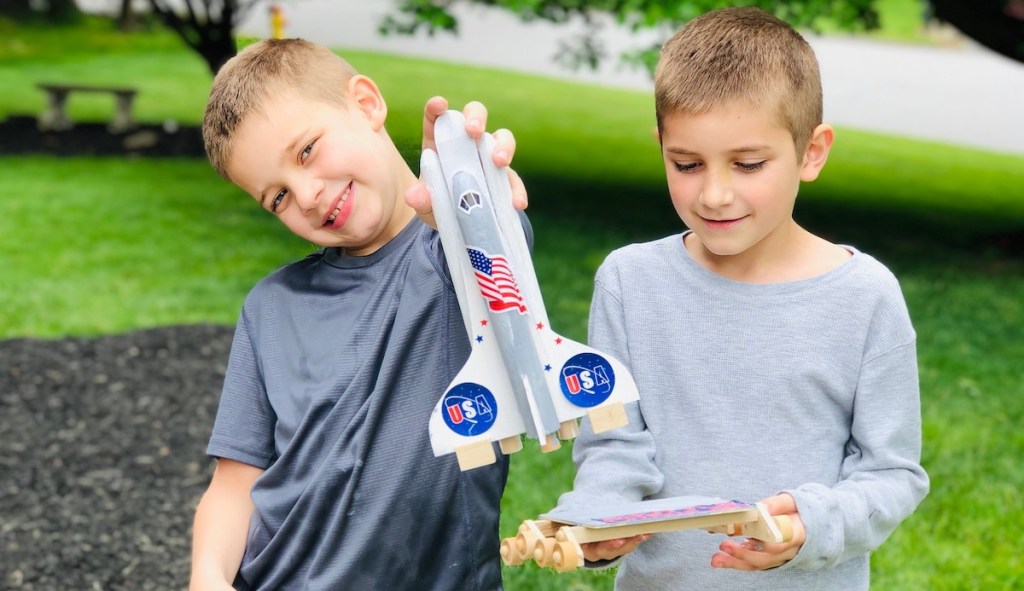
[292,177,325,213]
[699,169,734,208]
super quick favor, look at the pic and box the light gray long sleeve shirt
[558,232,929,590]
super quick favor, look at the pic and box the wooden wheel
[516,526,544,563]
[533,536,557,568]
[552,539,582,572]
[500,536,524,566]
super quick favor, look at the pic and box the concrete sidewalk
[236,0,1024,155]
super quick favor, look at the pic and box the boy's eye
[300,141,315,162]
[271,189,287,212]
[673,161,701,173]
[736,161,766,172]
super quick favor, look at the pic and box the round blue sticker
[559,353,615,408]
[442,382,498,436]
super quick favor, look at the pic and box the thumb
[405,181,436,228]
[761,493,797,515]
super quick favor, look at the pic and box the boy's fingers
[460,100,487,139]
[420,97,495,151]
[760,493,797,516]
[419,99,520,213]
[581,534,650,562]
[712,538,798,571]
[420,95,449,151]
[581,539,622,562]
[711,549,757,571]
[507,168,528,211]
[405,182,436,228]
[490,128,516,167]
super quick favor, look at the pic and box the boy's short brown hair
[655,7,823,153]
[203,39,358,179]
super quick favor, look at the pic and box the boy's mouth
[700,214,747,228]
[323,182,354,227]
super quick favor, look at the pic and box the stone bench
[36,83,139,133]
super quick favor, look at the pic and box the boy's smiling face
[660,100,832,270]
[226,78,415,254]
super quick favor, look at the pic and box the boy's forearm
[190,460,263,590]
[785,342,928,571]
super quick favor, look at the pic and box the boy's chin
[693,235,751,258]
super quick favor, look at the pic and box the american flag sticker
[467,247,527,314]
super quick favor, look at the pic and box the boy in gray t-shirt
[190,39,525,590]
[556,8,929,590]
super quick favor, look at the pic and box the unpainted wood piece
[538,433,561,452]
[552,527,584,572]
[588,402,627,433]
[557,419,580,440]
[533,537,557,568]
[741,503,787,543]
[512,520,554,564]
[454,441,496,471]
[499,435,523,455]
[499,536,524,566]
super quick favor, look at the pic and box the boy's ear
[346,75,388,131]
[800,123,834,182]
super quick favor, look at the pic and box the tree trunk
[147,0,242,75]
[118,0,140,31]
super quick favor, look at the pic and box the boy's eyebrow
[284,128,310,155]
[730,145,772,153]
[665,145,771,155]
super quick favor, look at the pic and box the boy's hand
[710,493,805,571]
[581,534,651,563]
[406,96,528,227]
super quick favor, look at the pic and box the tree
[145,0,262,75]
[381,0,881,73]
[929,0,1024,63]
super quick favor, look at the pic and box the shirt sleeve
[555,262,665,512]
[206,307,278,469]
[783,337,929,571]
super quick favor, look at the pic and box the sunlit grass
[0,157,312,337]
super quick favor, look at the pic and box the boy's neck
[684,223,850,284]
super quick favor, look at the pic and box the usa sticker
[442,383,498,436]
[560,353,615,408]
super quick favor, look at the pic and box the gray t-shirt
[208,219,512,590]
[559,232,929,591]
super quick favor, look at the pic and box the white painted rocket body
[421,111,640,471]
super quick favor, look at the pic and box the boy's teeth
[324,189,350,226]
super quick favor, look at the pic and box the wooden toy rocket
[421,111,641,470]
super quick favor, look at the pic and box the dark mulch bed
[0,325,233,590]
[0,115,205,158]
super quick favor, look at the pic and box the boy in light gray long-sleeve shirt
[555,8,928,590]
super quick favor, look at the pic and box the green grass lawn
[3,13,1023,590]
